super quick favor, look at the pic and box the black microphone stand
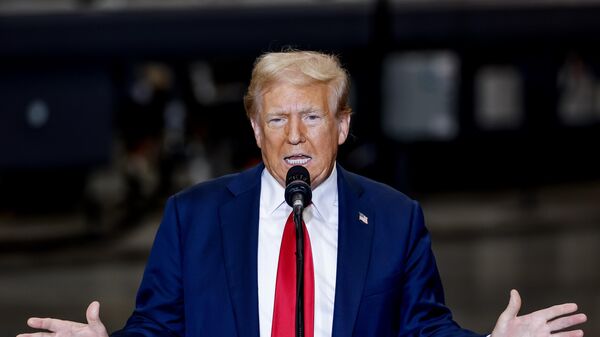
[293,204,304,337]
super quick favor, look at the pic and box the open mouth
[284,155,311,166]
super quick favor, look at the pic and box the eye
[267,116,286,127]
[304,113,322,123]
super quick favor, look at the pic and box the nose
[286,115,306,145]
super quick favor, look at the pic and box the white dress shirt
[257,166,339,337]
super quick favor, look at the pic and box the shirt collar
[261,165,338,222]
[261,168,286,215]
[310,165,338,222]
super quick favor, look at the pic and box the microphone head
[284,165,312,208]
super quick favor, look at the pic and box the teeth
[285,157,311,165]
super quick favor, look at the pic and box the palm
[492,290,586,337]
[495,314,552,337]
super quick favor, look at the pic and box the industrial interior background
[0,0,598,336]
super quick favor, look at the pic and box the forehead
[260,81,331,115]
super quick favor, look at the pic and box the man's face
[250,81,350,189]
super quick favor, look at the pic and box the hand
[17,301,109,337]
[491,289,587,337]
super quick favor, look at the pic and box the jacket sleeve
[111,196,185,337]
[398,201,486,337]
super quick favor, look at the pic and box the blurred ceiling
[3,0,600,15]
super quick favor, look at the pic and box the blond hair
[244,50,351,120]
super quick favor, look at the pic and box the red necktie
[271,211,314,337]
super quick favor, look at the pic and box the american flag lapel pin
[358,212,368,224]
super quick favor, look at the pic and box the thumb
[502,289,522,318]
[86,301,102,326]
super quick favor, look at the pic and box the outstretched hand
[492,289,587,337]
[17,301,109,337]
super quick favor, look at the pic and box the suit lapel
[332,166,375,337]
[219,164,263,337]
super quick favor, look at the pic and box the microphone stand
[293,204,304,337]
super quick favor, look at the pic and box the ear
[337,112,351,145]
[250,117,263,149]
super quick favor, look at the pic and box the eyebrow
[301,108,323,115]
[266,107,322,117]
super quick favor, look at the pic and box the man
[18,51,587,337]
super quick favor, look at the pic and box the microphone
[285,165,312,212]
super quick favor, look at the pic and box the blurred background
[1,0,599,335]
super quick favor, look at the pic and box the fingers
[21,302,105,337]
[551,329,584,337]
[501,289,522,319]
[534,302,580,321]
[86,301,101,326]
[25,318,44,329]
[86,301,108,337]
[549,313,588,332]
[17,333,55,337]
[26,317,70,332]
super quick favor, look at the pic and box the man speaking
[18,51,587,337]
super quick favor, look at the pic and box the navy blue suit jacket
[112,164,483,337]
